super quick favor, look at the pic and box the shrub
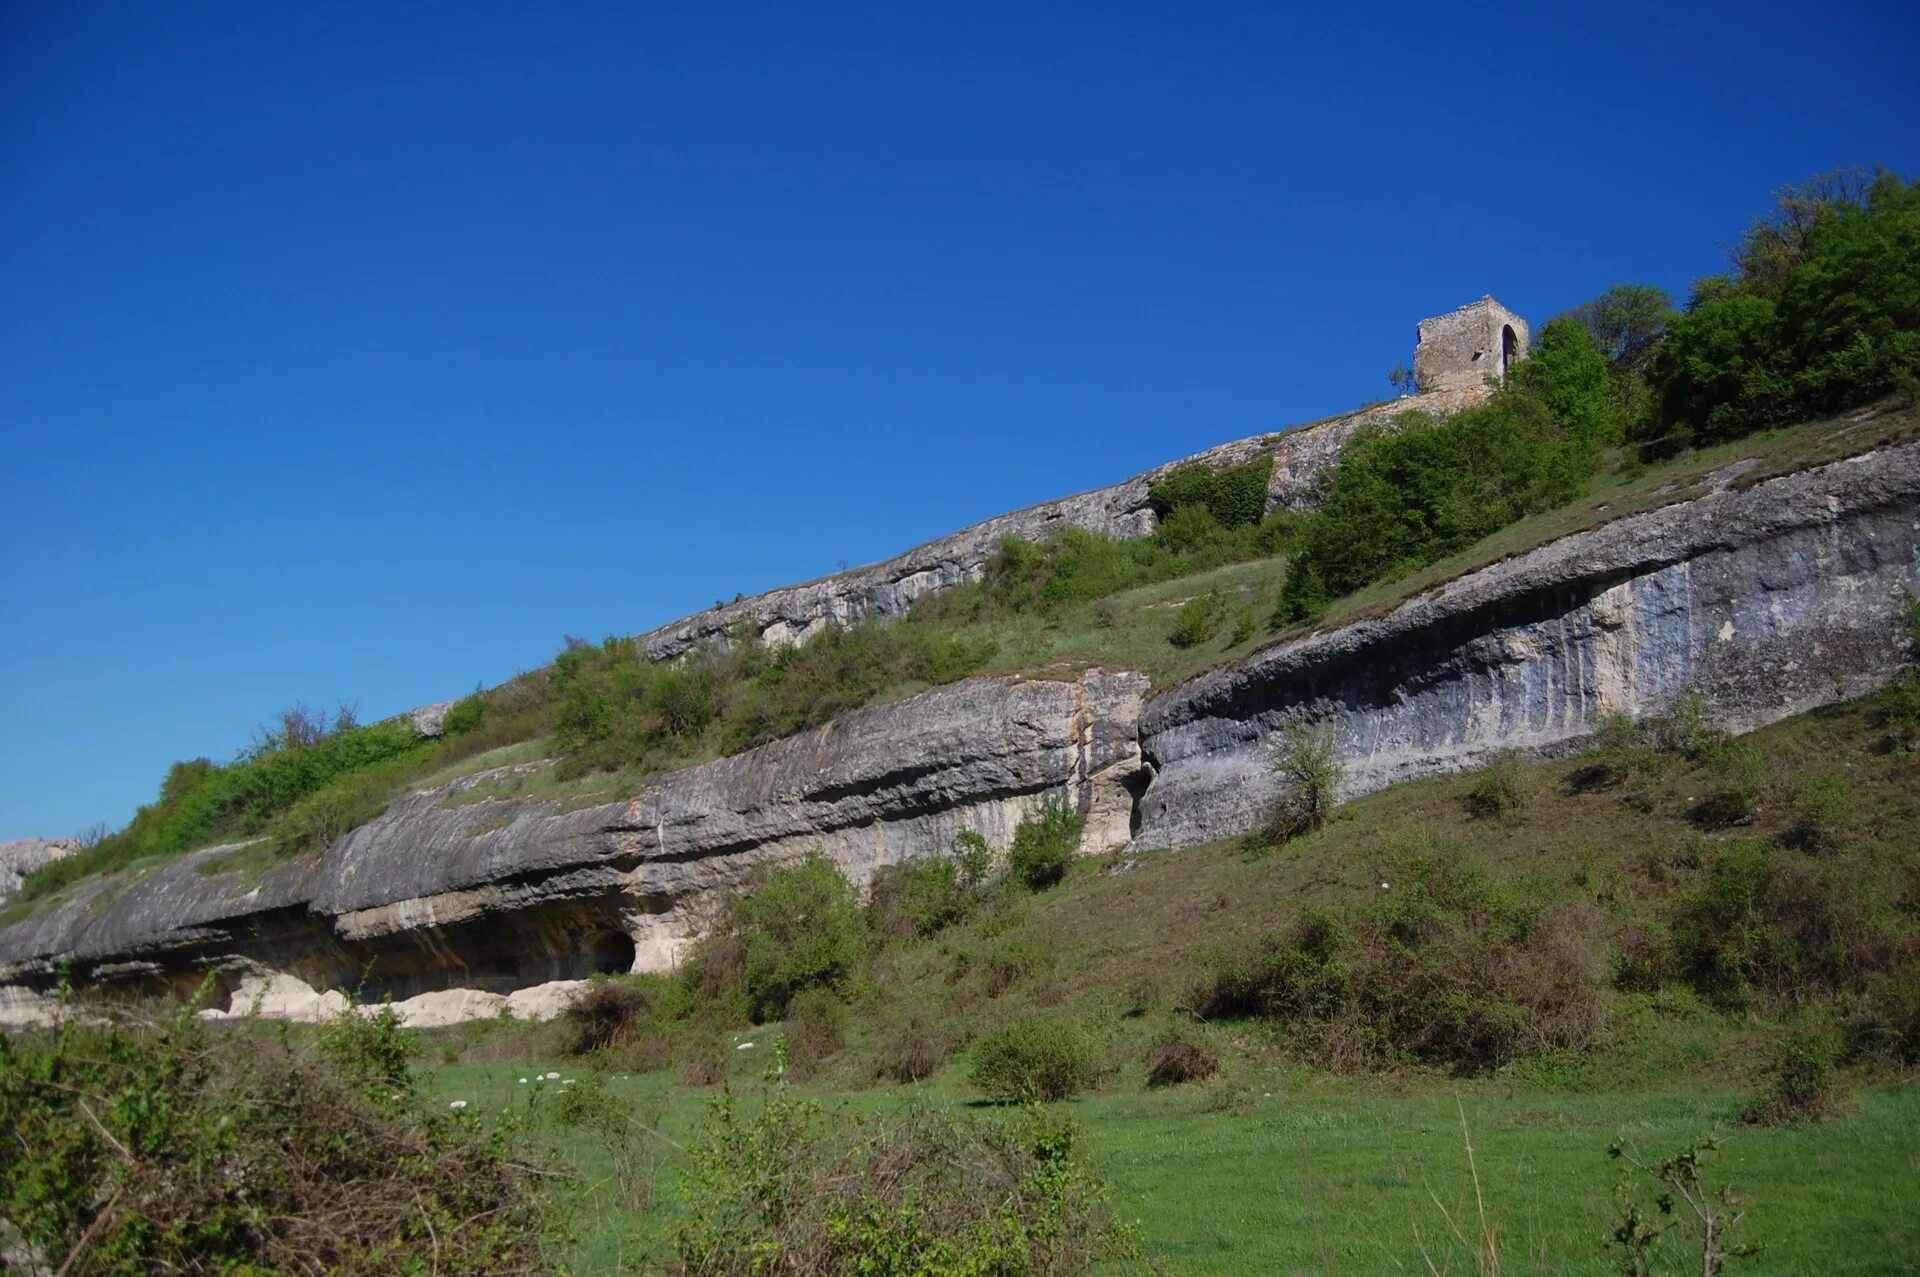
[564,975,659,1055]
[1148,457,1274,529]
[673,1085,1139,1274]
[0,996,547,1273]
[1670,840,1895,1007]
[1009,800,1084,892]
[784,987,846,1078]
[1743,1032,1841,1125]
[1189,856,1607,1072]
[969,1016,1101,1102]
[867,831,991,940]
[1144,1030,1220,1087]
[1783,771,1853,853]
[983,935,1054,997]
[1273,395,1592,620]
[1845,964,1920,1064]
[875,1015,947,1083]
[735,854,868,1021]
[1265,722,1345,840]
[1878,671,1920,753]
[1693,740,1767,827]
[1464,748,1529,819]
[1168,590,1232,648]
[678,1032,729,1086]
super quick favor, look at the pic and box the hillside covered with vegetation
[12,166,1917,923]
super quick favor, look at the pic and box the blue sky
[3,1,1916,838]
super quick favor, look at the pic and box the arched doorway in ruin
[1500,324,1518,380]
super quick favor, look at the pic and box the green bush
[1670,840,1894,1008]
[969,1016,1101,1102]
[1743,1031,1842,1124]
[1272,392,1592,625]
[1008,800,1084,891]
[674,1084,1138,1272]
[1464,748,1529,819]
[1148,456,1274,529]
[0,996,547,1273]
[1265,722,1345,841]
[867,831,992,940]
[1785,771,1853,853]
[1693,739,1768,828]
[731,854,869,1021]
[1646,169,1920,445]
[1168,589,1232,648]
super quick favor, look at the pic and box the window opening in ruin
[1501,324,1517,379]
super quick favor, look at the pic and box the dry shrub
[678,1033,728,1086]
[564,975,658,1054]
[783,988,845,1079]
[1189,854,1609,1072]
[876,1015,947,1084]
[1144,1031,1219,1087]
[674,1087,1139,1275]
[1743,1032,1842,1125]
[0,998,547,1274]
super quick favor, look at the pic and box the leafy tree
[1512,316,1629,451]
[1388,362,1416,396]
[1566,284,1676,371]
[1266,722,1345,839]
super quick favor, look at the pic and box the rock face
[0,670,1150,1021]
[0,839,80,906]
[1132,442,1920,850]
[4,440,1914,1028]
[638,391,1489,660]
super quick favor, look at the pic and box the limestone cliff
[636,390,1489,659]
[4,438,1914,1029]
[1132,442,1920,850]
[0,671,1149,1021]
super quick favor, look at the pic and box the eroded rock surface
[638,391,1488,659]
[0,670,1149,1022]
[1131,443,1920,850]
[0,839,80,906]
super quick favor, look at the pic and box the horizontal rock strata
[0,670,1149,1021]
[1131,441,1920,850]
[6,436,1914,1028]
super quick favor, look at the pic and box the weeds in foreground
[1608,1137,1761,1276]
[673,1079,1139,1275]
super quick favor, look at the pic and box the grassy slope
[12,399,1916,919]
[422,697,1920,1273]
[367,397,1920,818]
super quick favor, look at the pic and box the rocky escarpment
[0,839,79,906]
[637,389,1489,659]
[6,438,1915,1028]
[0,670,1148,1022]
[1131,442,1920,850]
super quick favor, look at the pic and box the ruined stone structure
[1414,296,1529,392]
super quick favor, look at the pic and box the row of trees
[1311,166,1918,625]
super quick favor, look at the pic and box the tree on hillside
[1733,165,1882,295]
[1566,284,1676,371]
[1388,363,1416,396]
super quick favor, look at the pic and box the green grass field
[420,1059,1918,1274]
[409,696,1920,1273]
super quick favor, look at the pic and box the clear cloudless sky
[3,1,1917,838]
